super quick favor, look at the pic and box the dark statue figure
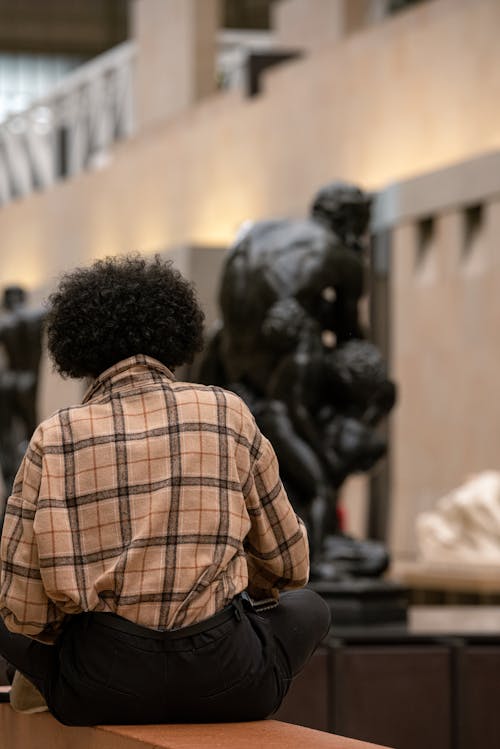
[197,181,397,582]
[0,286,45,514]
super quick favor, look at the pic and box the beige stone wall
[132,0,218,130]
[274,0,347,48]
[2,0,500,288]
[274,0,386,49]
[389,193,500,558]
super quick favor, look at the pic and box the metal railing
[0,41,136,206]
[0,30,282,207]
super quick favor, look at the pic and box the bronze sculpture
[197,182,396,581]
[0,286,45,508]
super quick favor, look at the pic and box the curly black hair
[46,254,205,378]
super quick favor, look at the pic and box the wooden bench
[0,705,392,749]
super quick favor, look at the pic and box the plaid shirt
[0,355,309,642]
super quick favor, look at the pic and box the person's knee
[280,588,331,640]
[303,588,331,638]
[268,588,331,680]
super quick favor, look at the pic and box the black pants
[0,589,331,726]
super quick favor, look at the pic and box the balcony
[0,40,135,205]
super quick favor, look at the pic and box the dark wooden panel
[273,648,329,732]
[332,645,452,749]
[0,0,128,55]
[456,646,500,749]
[223,0,277,30]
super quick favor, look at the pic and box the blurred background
[1,1,500,744]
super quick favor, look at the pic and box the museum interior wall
[372,152,500,558]
[0,0,499,560]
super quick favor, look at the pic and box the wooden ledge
[0,705,392,749]
[389,560,500,593]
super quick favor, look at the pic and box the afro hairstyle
[46,254,205,378]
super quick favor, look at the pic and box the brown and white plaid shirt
[0,355,309,642]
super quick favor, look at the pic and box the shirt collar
[82,354,176,403]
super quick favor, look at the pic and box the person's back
[0,255,330,726]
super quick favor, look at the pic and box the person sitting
[0,254,330,726]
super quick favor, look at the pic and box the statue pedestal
[309,578,409,627]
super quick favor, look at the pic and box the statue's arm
[268,352,331,473]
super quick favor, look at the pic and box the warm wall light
[0,255,45,290]
[191,201,263,248]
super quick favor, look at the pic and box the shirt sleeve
[243,430,310,600]
[0,432,65,643]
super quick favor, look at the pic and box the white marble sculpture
[417,471,500,563]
